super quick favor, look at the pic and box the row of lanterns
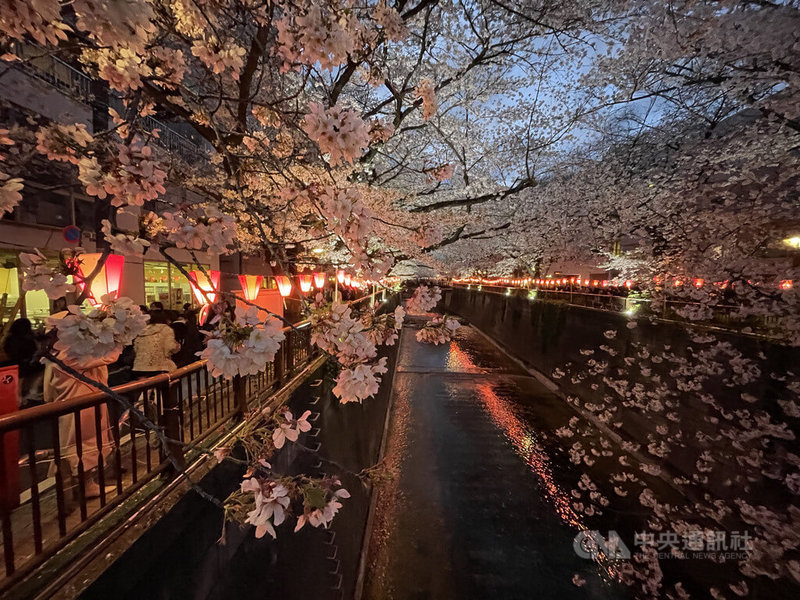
[453,275,793,291]
[453,276,634,288]
[44,251,370,309]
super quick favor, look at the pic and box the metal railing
[454,284,782,334]
[0,319,318,588]
[6,41,92,103]
[8,41,209,163]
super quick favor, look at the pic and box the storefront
[143,260,209,311]
[0,249,63,329]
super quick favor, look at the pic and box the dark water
[375,321,627,599]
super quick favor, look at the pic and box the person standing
[132,311,181,376]
[3,318,44,408]
[43,349,120,498]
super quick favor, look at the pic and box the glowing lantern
[344,273,352,287]
[77,253,125,306]
[337,270,346,284]
[592,280,599,286]
[780,280,793,290]
[276,275,293,297]
[299,273,313,293]
[238,274,263,301]
[313,272,326,289]
[602,281,609,287]
[694,278,704,288]
[625,280,633,288]
[190,269,220,305]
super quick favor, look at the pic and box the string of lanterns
[451,276,793,291]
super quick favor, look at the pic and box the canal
[364,318,628,599]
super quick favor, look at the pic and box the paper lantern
[77,253,125,306]
[694,278,704,288]
[190,269,220,305]
[238,274,263,301]
[337,270,346,284]
[780,280,793,290]
[276,275,292,297]
[299,273,313,293]
[313,272,326,289]
[344,273,352,286]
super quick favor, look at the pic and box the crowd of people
[2,302,206,411]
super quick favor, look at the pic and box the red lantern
[337,270,346,285]
[238,274,263,301]
[344,273,352,287]
[299,273,313,293]
[780,280,793,290]
[190,269,220,305]
[625,280,633,288]
[276,275,293,297]
[313,272,326,289]
[694,278,704,288]
[77,253,125,307]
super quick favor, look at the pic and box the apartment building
[0,42,284,327]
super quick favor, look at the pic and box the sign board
[63,225,81,244]
[0,364,20,511]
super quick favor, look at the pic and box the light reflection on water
[447,335,621,585]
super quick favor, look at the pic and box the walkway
[364,317,623,600]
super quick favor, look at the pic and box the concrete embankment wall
[442,286,800,497]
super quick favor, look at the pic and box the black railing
[0,293,384,590]
[0,323,317,588]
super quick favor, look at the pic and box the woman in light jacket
[44,348,120,498]
[132,311,181,376]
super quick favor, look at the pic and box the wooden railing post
[285,328,294,376]
[161,380,186,472]
[274,338,286,386]
[233,374,248,418]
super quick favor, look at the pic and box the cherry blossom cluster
[365,305,405,347]
[374,0,409,42]
[191,40,246,79]
[423,163,454,183]
[200,305,285,379]
[414,79,437,121]
[219,406,350,539]
[406,284,442,313]
[232,473,350,539]
[415,315,460,345]
[83,139,167,207]
[309,298,391,404]
[302,102,370,166]
[368,118,395,143]
[275,2,359,71]
[318,185,373,245]
[19,249,76,299]
[101,217,150,256]
[160,206,238,254]
[47,294,148,366]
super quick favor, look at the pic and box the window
[144,261,209,310]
